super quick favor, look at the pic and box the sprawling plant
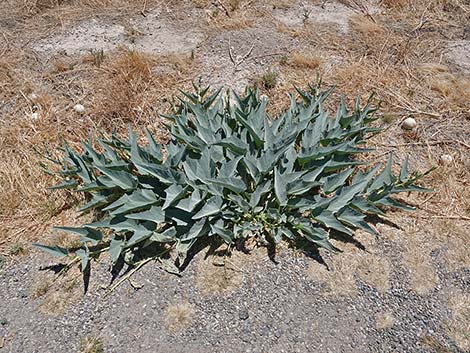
[36,85,431,275]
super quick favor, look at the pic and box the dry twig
[228,38,254,71]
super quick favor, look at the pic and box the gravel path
[0,243,466,353]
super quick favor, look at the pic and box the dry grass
[270,0,470,117]
[88,49,197,129]
[80,336,104,353]
[196,252,245,294]
[192,0,255,30]
[0,41,198,254]
[288,52,322,70]
[401,226,440,295]
[429,73,470,108]
[403,247,438,295]
[1,0,156,19]
[30,274,54,298]
[164,301,195,331]
[308,254,357,296]
[375,311,396,329]
[349,16,385,35]
[307,232,390,296]
[30,267,82,314]
[446,289,470,350]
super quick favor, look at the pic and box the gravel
[0,245,466,353]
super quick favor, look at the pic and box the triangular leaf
[32,244,69,257]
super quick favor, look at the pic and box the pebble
[402,117,417,130]
[238,308,249,320]
[73,104,85,114]
[439,154,453,165]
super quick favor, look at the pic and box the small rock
[238,308,249,320]
[402,117,417,130]
[0,318,8,326]
[73,104,85,114]
[439,154,453,165]
[31,112,39,120]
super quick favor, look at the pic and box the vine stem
[105,247,173,295]
[105,257,155,295]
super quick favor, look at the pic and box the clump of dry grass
[192,0,256,29]
[356,252,391,293]
[30,274,54,298]
[375,311,396,329]
[164,302,195,331]
[259,69,279,90]
[436,221,470,272]
[308,254,357,296]
[446,289,470,350]
[80,336,104,353]
[2,0,155,16]
[91,48,155,122]
[196,253,244,294]
[8,241,28,256]
[90,48,198,127]
[288,52,321,70]
[37,267,82,314]
[307,233,390,296]
[429,74,470,109]
[379,0,407,8]
[349,16,384,35]
[29,265,82,314]
[403,242,438,295]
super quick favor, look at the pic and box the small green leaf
[322,168,354,194]
[162,184,188,210]
[150,227,177,243]
[109,236,124,263]
[368,154,394,191]
[327,180,368,213]
[274,166,288,206]
[374,197,415,211]
[208,177,246,193]
[95,165,138,190]
[175,191,203,212]
[126,206,165,223]
[250,180,272,207]
[192,196,224,220]
[210,221,234,244]
[54,226,103,245]
[76,247,90,271]
[399,156,409,181]
[32,244,69,257]
[337,207,378,236]
[181,219,209,241]
[313,210,352,235]
[48,179,78,190]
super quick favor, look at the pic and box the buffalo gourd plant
[35,84,431,276]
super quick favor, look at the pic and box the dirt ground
[0,0,469,352]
